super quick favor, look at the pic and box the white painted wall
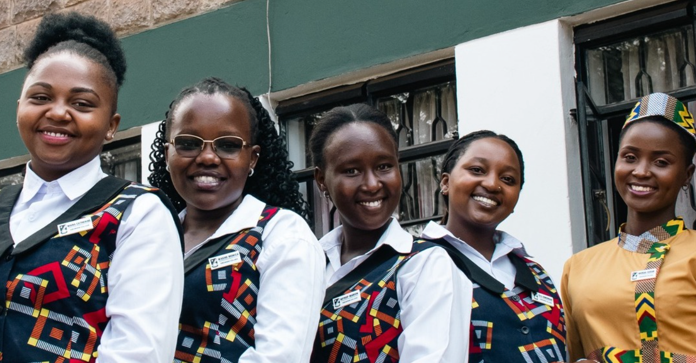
[455,20,583,284]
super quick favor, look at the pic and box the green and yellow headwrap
[624,93,696,140]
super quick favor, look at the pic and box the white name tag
[57,217,93,237]
[332,291,361,310]
[531,292,554,306]
[631,268,657,282]
[209,251,242,270]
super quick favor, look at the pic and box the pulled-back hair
[148,77,310,220]
[620,117,696,167]
[309,103,398,169]
[24,12,126,89]
[440,130,525,223]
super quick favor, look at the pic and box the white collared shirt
[9,157,184,363]
[181,194,325,363]
[321,218,471,363]
[421,221,530,290]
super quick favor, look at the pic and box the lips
[38,129,74,145]
[629,184,656,195]
[190,172,226,190]
[472,194,500,207]
[358,199,384,209]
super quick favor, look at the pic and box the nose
[45,101,72,122]
[632,160,651,178]
[361,170,382,193]
[481,173,500,192]
[195,142,221,165]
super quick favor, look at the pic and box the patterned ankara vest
[174,206,279,363]
[312,240,439,363]
[586,219,695,363]
[0,177,179,362]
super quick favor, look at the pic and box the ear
[105,113,121,141]
[249,145,261,171]
[440,173,450,195]
[685,163,695,186]
[314,166,326,192]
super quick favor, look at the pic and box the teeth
[473,195,497,206]
[359,200,382,208]
[43,131,69,137]
[194,176,220,184]
[630,185,655,192]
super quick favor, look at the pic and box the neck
[182,197,244,252]
[339,219,392,265]
[445,219,498,261]
[623,208,676,236]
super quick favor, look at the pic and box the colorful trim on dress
[587,219,688,363]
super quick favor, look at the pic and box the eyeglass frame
[168,134,251,159]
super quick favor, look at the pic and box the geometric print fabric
[0,183,154,362]
[312,240,439,363]
[174,206,279,363]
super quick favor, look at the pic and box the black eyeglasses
[169,134,249,159]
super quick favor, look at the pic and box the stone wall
[0,0,242,73]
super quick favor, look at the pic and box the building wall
[0,0,627,161]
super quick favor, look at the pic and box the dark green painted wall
[0,0,624,159]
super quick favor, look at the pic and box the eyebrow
[621,145,676,156]
[27,83,100,99]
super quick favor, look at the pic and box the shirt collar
[421,220,530,259]
[320,218,414,255]
[618,218,685,253]
[179,194,266,241]
[20,156,105,203]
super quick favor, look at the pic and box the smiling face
[615,121,694,224]
[165,93,260,215]
[441,137,522,234]
[17,52,120,181]
[315,122,401,232]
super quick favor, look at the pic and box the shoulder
[564,238,618,272]
[259,205,319,248]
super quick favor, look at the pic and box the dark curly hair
[440,130,525,223]
[309,104,398,169]
[148,77,310,221]
[24,12,126,92]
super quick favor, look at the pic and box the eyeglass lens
[173,135,245,159]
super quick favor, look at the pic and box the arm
[238,211,325,363]
[396,247,472,363]
[96,193,185,363]
[561,257,585,362]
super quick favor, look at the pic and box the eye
[73,100,94,110]
[468,166,484,174]
[501,175,516,185]
[655,159,670,167]
[622,153,637,162]
[377,163,393,171]
[174,136,202,150]
[215,138,244,153]
[344,168,359,175]
[28,94,50,103]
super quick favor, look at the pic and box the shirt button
[510,295,520,302]
[28,212,36,222]
[5,254,13,261]
[520,326,530,334]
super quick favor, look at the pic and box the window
[575,0,696,245]
[277,60,458,236]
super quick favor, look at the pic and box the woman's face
[615,121,694,219]
[315,122,401,232]
[441,137,522,231]
[165,93,260,214]
[17,52,120,181]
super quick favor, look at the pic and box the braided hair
[148,77,310,220]
[440,130,525,223]
[24,12,126,93]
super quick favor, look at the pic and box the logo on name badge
[631,268,657,282]
[531,292,554,306]
[57,216,94,237]
[332,290,361,310]
[209,251,242,270]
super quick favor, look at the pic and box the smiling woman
[0,12,184,362]
[420,130,567,363]
[562,93,696,362]
[309,104,471,363]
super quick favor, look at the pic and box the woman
[420,130,566,362]
[2,12,184,362]
[562,92,696,362]
[148,77,324,363]
[309,103,470,363]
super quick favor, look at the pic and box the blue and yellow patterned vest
[311,240,439,363]
[174,206,279,363]
[0,177,180,362]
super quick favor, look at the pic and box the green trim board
[0,0,625,160]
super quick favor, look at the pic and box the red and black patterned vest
[0,177,180,362]
[469,255,566,363]
[311,240,439,363]
[174,206,279,363]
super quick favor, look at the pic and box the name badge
[332,291,361,310]
[531,292,554,306]
[209,251,242,270]
[57,217,93,237]
[631,268,657,282]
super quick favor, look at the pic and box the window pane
[397,154,445,222]
[101,143,141,182]
[586,25,696,105]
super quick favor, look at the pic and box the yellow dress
[562,219,696,362]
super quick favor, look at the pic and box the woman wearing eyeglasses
[148,77,325,363]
